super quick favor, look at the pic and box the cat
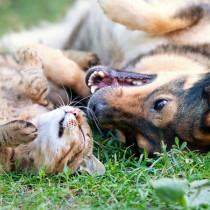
[0,45,105,175]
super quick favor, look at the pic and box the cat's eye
[153,99,168,111]
[58,118,65,137]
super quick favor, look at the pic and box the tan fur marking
[135,54,207,74]
[134,54,206,89]
[136,134,155,154]
[99,0,204,35]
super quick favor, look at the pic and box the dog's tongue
[112,78,119,85]
[98,77,134,89]
[99,77,119,88]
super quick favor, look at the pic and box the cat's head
[19,106,105,175]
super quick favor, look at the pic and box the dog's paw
[82,52,100,70]
[63,50,100,71]
[98,0,114,15]
[98,0,131,24]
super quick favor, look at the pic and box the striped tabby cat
[0,45,105,175]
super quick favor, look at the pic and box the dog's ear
[202,85,210,128]
[199,46,210,128]
[204,112,210,128]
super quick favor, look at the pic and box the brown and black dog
[86,0,210,154]
[1,0,210,154]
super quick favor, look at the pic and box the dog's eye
[153,99,168,111]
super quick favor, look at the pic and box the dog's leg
[63,50,100,71]
[99,0,205,35]
[18,45,90,97]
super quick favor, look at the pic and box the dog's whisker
[84,106,102,134]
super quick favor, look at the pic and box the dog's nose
[90,102,107,117]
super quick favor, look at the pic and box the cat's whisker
[67,85,73,105]
[54,93,65,106]
[72,95,91,106]
[60,83,69,105]
[69,96,80,106]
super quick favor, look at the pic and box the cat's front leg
[0,120,37,147]
[18,44,90,98]
[17,48,52,108]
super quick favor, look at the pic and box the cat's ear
[79,154,105,176]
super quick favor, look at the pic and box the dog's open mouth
[86,66,156,93]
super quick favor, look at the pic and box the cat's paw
[25,74,49,106]
[17,48,43,69]
[10,120,38,146]
[18,48,50,106]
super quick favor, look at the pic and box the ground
[0,0,210,209]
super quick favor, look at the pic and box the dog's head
[86,45,210,154]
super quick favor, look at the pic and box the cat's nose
[69,109,79,118]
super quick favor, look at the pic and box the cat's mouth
[86,66,156,93]
[58,111,85,141]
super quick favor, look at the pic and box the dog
[1,0,210,154]
[86,0,210,154]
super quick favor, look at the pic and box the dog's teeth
[98,71,105,77]
[88,80,92,86]
[90,74,94,80]
[91,86,98,94]
[126,79,132,82]
[133,81,143,85]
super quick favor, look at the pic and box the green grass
[0,132,210,209]
[0,0,210,209]
[0,0,74,36]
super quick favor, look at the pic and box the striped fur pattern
[0,46,105,175]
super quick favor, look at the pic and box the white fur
[30,106,80,171]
